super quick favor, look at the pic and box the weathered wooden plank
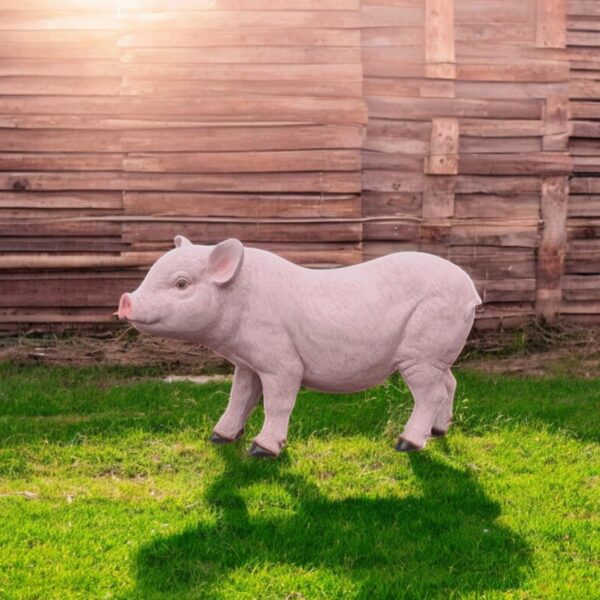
[425,0,455,79]
[0,278,140,309]
[456,81,567,100]
[543,95,570,151]
[572,156,600,173]
[124,150,360,174]
[571,120,600,137]
[476,279,537,303]
[536,176,569,322]
[0,153,123,171]
[0,95,368,125]
[0,129,122,151]
[0,58,120,77]
[456,62,569,83]
[568,195,600,217]
[119,28,361,48]
[562,276,600,301]
[361,26,424,47]
[362,192,422,218]
[367,96,542,120]
[119,10,362,30]
[121,47,361,65]
[362,222,420,242]
[570,178,600,194]
[122,0,361,10]
[0,11,118,30]
[455,194,540,219]
[0,0,120,9]
[0,191,122,209]
[122,79,363,99]
[569,79,600,99]
[0,77,121,95]
[536,0,566,48]
[449,246,537,278]
[455,176,542,194]
[568,0,600,17]
[0,220,121,237]
[123,193,361,218]
[566,30,600,46]
[121,222,363,244]
[460,137,542,153]
[455,0,534,24]
[459,153,572,176]
[362,171,426,193]
[459,119,543,137]
[361,4,424,27]
[424,118,459,175]
[422,175,455,219]
[0,171,362,193]
[449,224,539,248]
[122,125,363,152]
[0,237,127,253]
[455,24,535,44]
[122,63,362,82]
[362,152,424,171]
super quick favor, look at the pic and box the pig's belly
[300,356,398,394]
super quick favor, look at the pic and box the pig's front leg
[249,371,302,458]
[211,366,262,444]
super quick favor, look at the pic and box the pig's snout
[118,293,133,320]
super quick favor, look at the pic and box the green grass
[0,363,598,600]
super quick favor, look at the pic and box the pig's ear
[174,235,192,248]
[207,239,244,285]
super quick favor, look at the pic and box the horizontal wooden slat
[123,193,361,218]
[123,150,360,173]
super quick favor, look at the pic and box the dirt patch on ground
[461,324,600,378]
[1,323,600,378]
[0,327,227,374]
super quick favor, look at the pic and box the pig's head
[117,236,245,340]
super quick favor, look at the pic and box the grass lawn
[0,362,598,599]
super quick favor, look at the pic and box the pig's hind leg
[211,366,262,444]
[395,363,448,452]
[394,298,471,451]
[430,369,457,437]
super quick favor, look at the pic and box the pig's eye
[175,279,189,290]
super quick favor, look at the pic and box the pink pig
[118,236,481,458]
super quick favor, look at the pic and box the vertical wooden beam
[536,176,569,323]
[425,0,455,80]
[425,118,459,176]
[422,119,458,248]
[536,0,567,49]
[422,176,456,220]
[543,95,570,151]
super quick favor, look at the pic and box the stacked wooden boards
[361,0,572,329]
[566,0,600,321]
[0,0,366,328]
[2,0,600,331]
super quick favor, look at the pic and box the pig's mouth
[128,315,160,326]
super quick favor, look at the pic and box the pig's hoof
[209,429,243,445]
[431,427,447,438]
[395,438,421,453]
[248,442,277,459]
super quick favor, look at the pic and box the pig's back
[308,251,480,309]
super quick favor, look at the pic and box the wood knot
[12,179,29,191]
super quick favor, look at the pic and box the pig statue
[118,236,481,458]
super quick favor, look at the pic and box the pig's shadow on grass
[131,449,530,598]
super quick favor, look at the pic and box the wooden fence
[0,0,596,331]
